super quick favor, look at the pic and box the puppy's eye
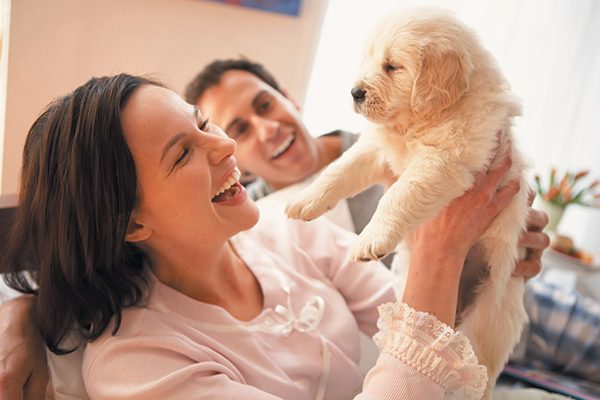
[384,64,404,73]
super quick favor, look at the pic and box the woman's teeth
[271,134,295,159]
[212,167,241,199]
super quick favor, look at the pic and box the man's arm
[514,192,550,280]
[0,295,49,400]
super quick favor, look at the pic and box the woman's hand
[412,154,520,268]
[403,150,520,326]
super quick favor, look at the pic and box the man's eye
[258,101,271,113]
[231,122,249,139]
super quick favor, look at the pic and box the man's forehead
[221,69,271,90]
[200,72,273,125]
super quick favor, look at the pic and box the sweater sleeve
[358,302,488,400]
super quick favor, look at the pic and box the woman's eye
[199,118,209,131]
[175,147,190,166]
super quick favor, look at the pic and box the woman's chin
[234,199,261,233]
[245,202,261,229]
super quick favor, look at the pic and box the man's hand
[0,295,49,400]
[514,191,550,280]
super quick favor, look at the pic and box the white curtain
[303,0,600,256]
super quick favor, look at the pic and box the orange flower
[561,186,572,203]
[574,170,589,181]
[544,186,560,201]
[535,167,599,208]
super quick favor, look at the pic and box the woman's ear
[125,210,151,243]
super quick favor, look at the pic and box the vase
[538,200,566,232]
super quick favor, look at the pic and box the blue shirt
[512,279,600,383]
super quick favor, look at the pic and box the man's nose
[252,116,279,143]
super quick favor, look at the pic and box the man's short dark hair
[184,57,283,105]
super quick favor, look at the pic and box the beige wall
[1,0,328,194]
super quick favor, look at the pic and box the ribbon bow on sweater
[274,295,325,337]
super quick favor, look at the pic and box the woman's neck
[147,240,264,320]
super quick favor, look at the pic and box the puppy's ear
[410,44,471,115]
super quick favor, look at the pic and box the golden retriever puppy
[286,7,529,399]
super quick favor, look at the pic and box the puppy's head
[352,7,475,124]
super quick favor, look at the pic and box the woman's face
[121,84,259,252]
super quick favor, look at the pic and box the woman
[4,74,521,399]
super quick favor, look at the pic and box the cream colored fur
[286,8,529,399]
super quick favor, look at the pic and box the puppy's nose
[351,87,366,103]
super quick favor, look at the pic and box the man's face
[197,70,319,190]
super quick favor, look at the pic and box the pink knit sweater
[81,213,486,400]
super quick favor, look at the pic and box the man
[184,58,388,235]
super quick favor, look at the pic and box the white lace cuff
[373,302,488,400]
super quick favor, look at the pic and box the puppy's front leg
[351,157,471,261]
[286,139,388,221]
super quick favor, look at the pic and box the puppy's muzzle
[351,86,366,104]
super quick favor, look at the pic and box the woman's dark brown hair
[2,74,159,354]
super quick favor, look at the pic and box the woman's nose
[208,133,236,165]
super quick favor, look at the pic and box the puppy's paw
[351,223,401,262]
[285,191,336,221]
